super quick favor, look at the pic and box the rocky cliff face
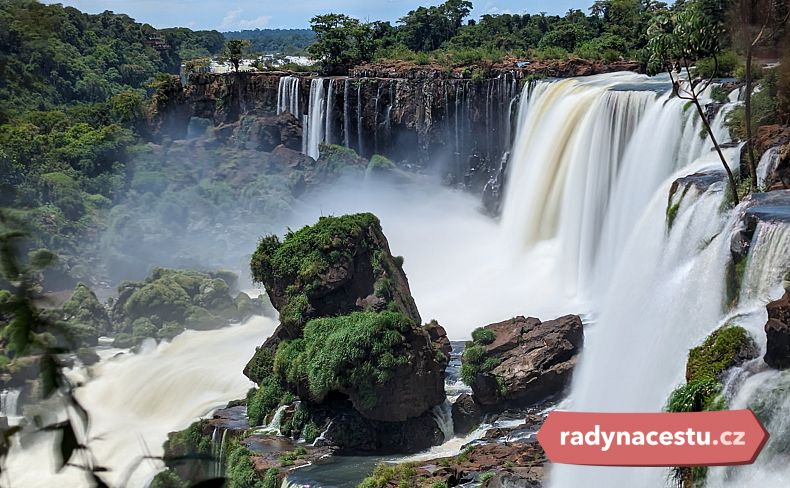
[148,59,642,205]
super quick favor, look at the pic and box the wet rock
[452,393,483,435]
[765,290,790,369]
[467,315,583,411]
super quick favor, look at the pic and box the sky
[42,1,595,31]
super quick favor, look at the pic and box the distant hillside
[223,29,316,55]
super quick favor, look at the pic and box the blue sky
[42,1,595,30]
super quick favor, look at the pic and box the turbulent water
[4,317,276,487]
[497,72,790,487]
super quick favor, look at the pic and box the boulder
[765,290,790,369]
[452,393,483,436]
[245,213,449,430]
[464,315,583,411]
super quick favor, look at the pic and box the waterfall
[431,400,454,443]
[306,78,326,159]
[498,71,790,487]
[325,79,335,146]
[357,82,363,155]
[311,420,333,447]
[343,79,351,148]
[210,426,228,478]
[0,388,20,419]
[757,146,781,190]
[277,76,300,116]
[257,404,289,434]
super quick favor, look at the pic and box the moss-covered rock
[686,325,758,383]
[110,267,266,345]
[249,213,420,339]
[59,283,111,346]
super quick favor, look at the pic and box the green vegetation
[357,462,418,488]
[224,29,316,55]
[246,377,289,427]
[460,327,501,385]
[150,470,188,488]
[274,311,412,407]
[250,213,381,326]
[163,420,211,459]
[686,325,754,383]
[226,444,267,488]
[109,267,261,346]
[308,0,681,74]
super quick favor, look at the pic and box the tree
[399,0,473,52]
[729,0,789,191]
[308,14,375,75]
[646,1,741,204]
[223,39,249,72]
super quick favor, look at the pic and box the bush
[471,327,496,345]
[150,470,187,488]
[695,50,739,79]
[163,421,211,459]
[666,379,724,413]
[226,444,264,488]
[247,377,288,427]
[273,311,412,407]
[303,421,321,443]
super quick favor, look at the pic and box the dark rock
[452,393,483,435]
[485,470,543,488]
[765,290,790,369]
[470,315,583,411]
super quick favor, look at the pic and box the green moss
[274,310,412,407]
[163,421,211,459]
[246,346,275,384]
[62,283,110,337]
[366,155,397,178]
[686,325,753,383]
[666,201,680,229]
[262,468,279,488]
[250,213,382,327]
[471,327,496,345]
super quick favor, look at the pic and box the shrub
[163,421,211,459]
[303,421,321,443]
[666,379,724,413]
[471,327,496,345]
[150,470,187,488]
[225,444,263,488]
[695,50,739,79]
[246,377,288,427]
[274,311,412,407]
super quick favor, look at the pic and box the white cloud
[218,7,271,30]
[238,15,272,29]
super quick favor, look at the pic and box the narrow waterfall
[277,76,300,116]
[757,146,781,189]
[0,388,20,418]
[306,78,326,159]
[431,400,455,443]
[325,79,335,146]
[343,79,351,148]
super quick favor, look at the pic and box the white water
[277,76,300,116]
[757,146,781,190]
[497,72,790,487]
[4,316,276,487]
[0,388,21,420]
[306,78,326,159]
[431,400,455,443]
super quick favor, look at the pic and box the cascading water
[497,70,790,487]
[431,400,455,443]
[0,388,20,419]
[757,146,781,190]
[4,316,277,487]
[306,78,327,159]
[277,76,300,116]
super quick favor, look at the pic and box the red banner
[537,410,769,467]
